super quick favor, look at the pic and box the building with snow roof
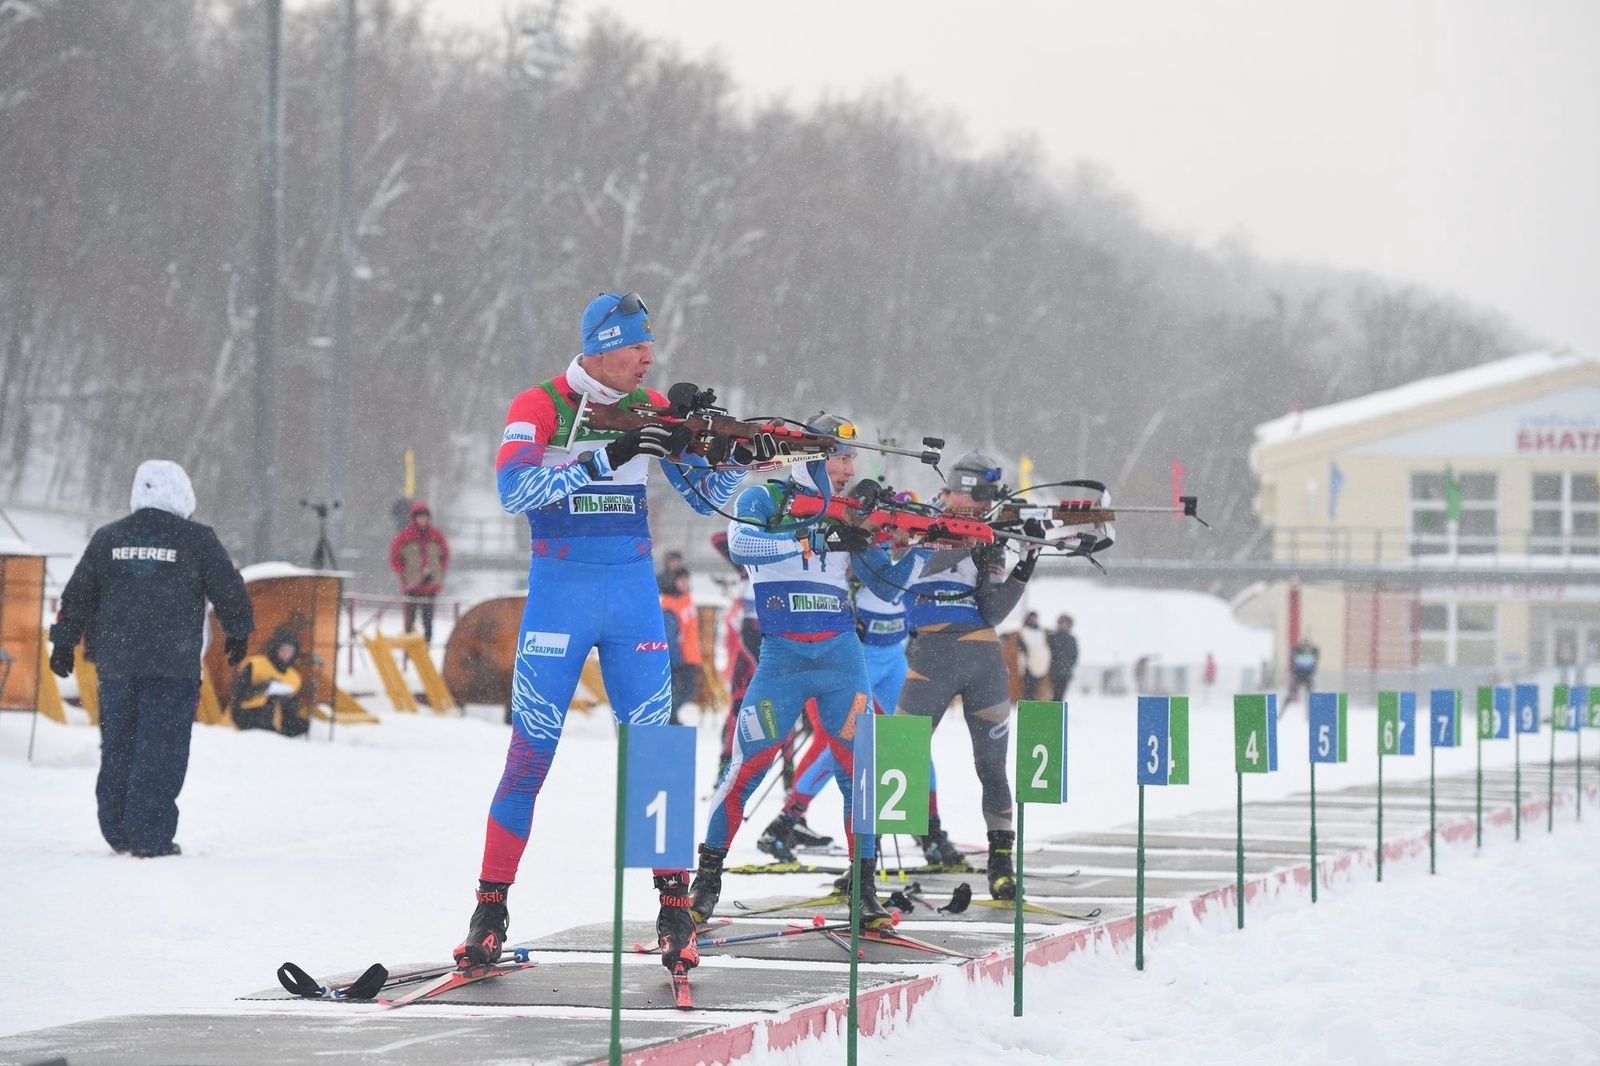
[1250,348,1600,696]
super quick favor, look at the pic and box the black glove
[1009,520,1048,583]
[48,640,76,679]
[605,423,691,468]
[808,524,874,554]
[972,543,1007,576]
[730,431,780,466]
[226,636,250,667]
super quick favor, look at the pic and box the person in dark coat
[1046,614,1078,700]
[48,460,254,858]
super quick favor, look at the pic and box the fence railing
[1273,526,1600,566]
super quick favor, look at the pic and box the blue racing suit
[703,478,918,860]
[788,579,934,804]
[481,369,743,882]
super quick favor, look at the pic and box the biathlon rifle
[574,382,945,472]
[781,479,995,548]
[984,478,1210,566]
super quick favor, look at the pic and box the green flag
[1444,465,1462,523]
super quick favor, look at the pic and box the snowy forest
[0,0,1521,571]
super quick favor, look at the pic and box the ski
[881,860,980,876]
[897,883,1100,922]
[725,860,845,876]
[732,892,848,916]
[278,961,393,1000]
[862,927,982,960]
[670,962,693,1009]
[378,953,536,1009]
[966,897,1103,921]
[276,961,462,1001]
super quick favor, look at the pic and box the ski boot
[788,815,833,851]
[756,812,799,862]
[915,816,966,870]
[453,880,510,968]
[688,844,727,924]
[856,857,895,931]
[986,829,1017,901]
[653,871,699,971]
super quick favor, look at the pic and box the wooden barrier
[441,594,608,712]
[35,645,67,724]
[206,565,374,725]
[73,648,100,725]
[0,551,47,715]
[363,632,456,713]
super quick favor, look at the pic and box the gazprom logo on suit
[867,618,904,635]
[521,631,570,657]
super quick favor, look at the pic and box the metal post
[1429,745,1437,874]
[1235,771,1245,929]
[1549,716,1557,834]
[609,723,627,1065]
[1514,727,1521,841]
[329,0,357,551]
[251,0,284,563]
[1376,750,1384,881]
[1475,728,1483,849]
[1309,761,1318,903]
[848,849,860,1066]
[1013,801,1025,1017]
[1135,784,1146,971]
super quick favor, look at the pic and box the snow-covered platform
[0,764,1586,1066]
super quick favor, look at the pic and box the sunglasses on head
[585,292,649,341]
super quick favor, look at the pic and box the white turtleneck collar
[566,355,629,405]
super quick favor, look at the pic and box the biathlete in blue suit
[688,416,920,930]
[455,292,746,974]
[756,559,966,870]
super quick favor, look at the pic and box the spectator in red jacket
[390,501,450,643]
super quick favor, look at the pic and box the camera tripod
[300,499,340,570]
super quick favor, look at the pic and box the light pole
[507,1,568,393]
[329,0,357,556]
[251,0,284,563]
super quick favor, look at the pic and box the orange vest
[661,592,702,665]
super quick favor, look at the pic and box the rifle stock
[576,395,836,467]
[782,492,995,547]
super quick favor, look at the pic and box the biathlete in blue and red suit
[454,292,747,975]
[687,415,921,930]
[755,559,967,870]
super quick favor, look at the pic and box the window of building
[1418,601,1498,667]
[1411,471,1498,556]
[1531,472,1600,555]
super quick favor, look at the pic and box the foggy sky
[428,0,1600,355]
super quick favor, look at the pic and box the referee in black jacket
[49,460,254,858]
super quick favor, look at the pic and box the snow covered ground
[824,812,1600,1066]
[1,685,1583,1058]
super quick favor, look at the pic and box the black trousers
[669,663,700,725]
[404,592,437,642]
[96,676,201,855]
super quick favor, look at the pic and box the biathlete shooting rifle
[783,475,1208,565]
[576,382,944,472]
